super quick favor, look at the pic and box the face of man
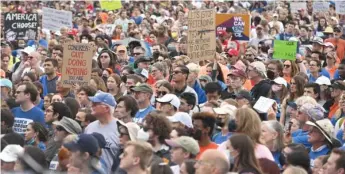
[134,91,149,104]
[1,56,9,70]
[152,45,160,53]
[28,52,40,67]
[114,101,130,120]
[170,147,188,165]
[194,153,214,174]
[52,49,62,59]
[172,67,187,83]
[325,152,343,174]
[138,61,150,70]
[331,88,343,98]
[119,145,137,170]
[206,91,219,102]
[338,64,345,78]
[1,161,15,171]
[15,85,28,104]
[91,102,110,117]
[43,61,56,75]
[179,98,191,113]
[125,79,136,92]
[304,87,318,99]
[77,90,89,105]
[132,48,144,60]
[308,127,325,144]
[75,111,87,128]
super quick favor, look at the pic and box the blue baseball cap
[91,132,107,149]
[0,79,12,89]
[88,91,116,107]
[64,134,99,156]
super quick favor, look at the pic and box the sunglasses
[157,91,167,96]
[284,64,291,68]
[133,53,142,56]
[120,132,129,137]
[55,125,66,132]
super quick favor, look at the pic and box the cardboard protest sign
[187,9,216,62]
[313,2,329,13]
[273,40,298,60]
[290,2,307,13]
[100,0,122,11]
[335,1,345,14]
[42,7,73,32]
[216,14,250,41]
[61,43,94,88]
[4,13,38,41]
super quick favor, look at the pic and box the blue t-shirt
[336,129,345,144]
[309,145,330,167]
[272,151,283,169]
[130,16,143,25]
[292,129,311,149]
[308,71,330,83]
[134,105,156,124]
[212,132,232,144]
[12,106,45,134]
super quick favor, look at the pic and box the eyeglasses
[27,56,35,60]
[133,52,142,56]
[157,91,167,96]
[172,71,183,75]
[120,132,129,137]
[55,126,66,132]
[283,64,291,68]
[45,109,53,113]
[309,64,317,67]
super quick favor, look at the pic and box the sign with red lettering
[61,43,94,88]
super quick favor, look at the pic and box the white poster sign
[42,7,73,32]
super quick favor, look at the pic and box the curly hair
[143,110,172,144]
[192,112,216,137]
[28,122,48,142]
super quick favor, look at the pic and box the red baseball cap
[229,69,246,78]
[218,30,226,36]
[227,49,239,56]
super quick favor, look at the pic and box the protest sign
[187,9,216,62]
[61,43,94,88]
[216,14,250,41]
[253,96,276,113]
[335,1,345,14]
[312,2,329,13]
[104,24,116,36]
[42,7,73,32]
[290,2,307,13]
[273,40,298,60]
[4,13,38,41]
[100,0,122,11]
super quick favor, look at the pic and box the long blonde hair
[235,108,262,144]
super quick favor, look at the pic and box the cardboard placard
[42,7,73,32]
[187,9,216,62]
[253,96,276,113]
[4,13,38,41]
[273,40,298,60]
[104,24,116,36]
[335,1,345,14]
[216,14,250,41]
[61,43,94,88]
[100,0,122,11]
[290,2,307,13]
[313,2,329,13]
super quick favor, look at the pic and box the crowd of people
[1,0,345,174]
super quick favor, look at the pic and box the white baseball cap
[168,112,193,128]
[213,104,237,119]
[315,76,331,86]
[0,145,24,162]
[156,94,181,109]
[21,46,35,55]
[273,77,288,87]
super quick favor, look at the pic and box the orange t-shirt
[196,142,218,160]
[244,80,253,91]
[328,102,339,119]
[325,66,337,79]
[283,75,291,84]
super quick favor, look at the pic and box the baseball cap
[89,90,117,107]
[168,112,193,128]
[165,136,200,155]
[156,94,181,108]
[333,26,342,32]
[331,81,345,90]
[213,104,237,117]
[64,134,99,156]
[21,46,35,55]
[299,103,325,121]
[306,119,334,144]
[311,37,324,45]
[249,61,267,78]
[272,77,287,87]
[199,75,212,82]
[234,90,253,101]
[135,68,149,79]
[315,76,331,86]
[227,49,239,56]
[0,145,24,162]
[229,69,246,78]
[117,120,140,141]
[53,117,82,134]
[134,56,151,69]
[131,83,153,94]
[218,30,226,36]
[117,45,126,52]
[0,78,12,89]
[287,102,297,110]
[91,132,106,149]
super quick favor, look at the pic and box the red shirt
[196,142,218,160]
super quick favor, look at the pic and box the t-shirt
[255,144,274,161]
[134,105,156,124]
[12,106,45,134]
[212,132,232,144]
[40,75,58,97]
[309,145,330,167]
[292,129,311,149]
[196,142,218,160]
[84,119,120,173]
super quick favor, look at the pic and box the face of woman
[24,124,36,141]
[290,79,297,93]
[107,76,118,90]
[271,84,283,92]
[22,76,33,83]
[320,19,326,26]
[283,61,292,75]
[156,86,170,98]
[44,105,55,123]
[51,95,63,103]
[43,96,51,109]
[151,67,163,80]
[100,53,111,65]
[115,27,122,33]
[260,124,276,145]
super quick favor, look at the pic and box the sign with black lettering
[187,9,216,62]
[4,13,38,41]
[61,43,95,88]
[273,40,298,60]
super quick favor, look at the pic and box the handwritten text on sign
[61,43,93,87]
[187,9,216,62]
[42,7,73,32]
[273,40,298,61]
